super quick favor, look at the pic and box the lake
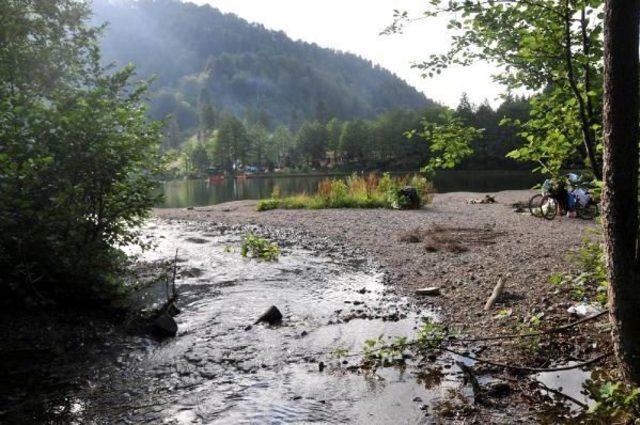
[158,170,542,208]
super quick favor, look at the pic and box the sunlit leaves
[410,111,483,176]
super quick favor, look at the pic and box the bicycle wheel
[540,195,558,220]
[528,194,544,217]
[576,202,598,220]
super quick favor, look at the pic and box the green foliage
[548,236,608,305]
[214,113,250,172]
[387,0,604,177]
[256,199,280,212]
[330,346,350,359]
[409,110,483,177]
[256,173,433,211]
[297,121,329,166]
[0,1,163,304]
[415,320,447,350]
[241,234,280,261]
[505,89,586,177]
[515,313,544,354]
[362,334,410,368]
[585,375,640,423]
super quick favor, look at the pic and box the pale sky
[189,0,506,108]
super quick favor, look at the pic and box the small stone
[413,397,423,403]
[415,287,441,296]
[254,305,283,325]
[318,362,326,372]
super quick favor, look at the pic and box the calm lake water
[159,170,541,208]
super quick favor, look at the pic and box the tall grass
[256,173,434,211]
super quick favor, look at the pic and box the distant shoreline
[162,168,541,182]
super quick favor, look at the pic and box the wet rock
[254,305,283,325]
[300,330,308,337]
[318,362,326,372]
[184,237,208,244]
[415,287,441,296]
[166,302,181,317]
[397,186,421,209]
[486,380,511,398]
[413,397,423,403]
[180,267,204,278]
[153,313,178,338]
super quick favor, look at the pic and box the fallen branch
[456,310,608,342]
[331,312,610,373]
[484,276,505,311]
[171,248,178,299]
[457,361,486,404]
[442,347,611,373]
[531,379,588,409]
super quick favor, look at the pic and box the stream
[0,220,596,424]
[119,220,449,424]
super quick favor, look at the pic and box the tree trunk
[602,0,640,384]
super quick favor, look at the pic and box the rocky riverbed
[154,190,612,423]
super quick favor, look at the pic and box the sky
[189,0,506,108]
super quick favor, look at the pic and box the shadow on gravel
[399,225,505,253]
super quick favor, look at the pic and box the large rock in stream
[153,313,178,337]
[254,305,283,325]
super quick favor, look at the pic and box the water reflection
[159,170,542,208]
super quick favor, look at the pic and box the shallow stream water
[55,220,468,424]
[121,220,445,424]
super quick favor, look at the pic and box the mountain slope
[92,0,433,132]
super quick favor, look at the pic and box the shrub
[548,235,608,305]
[241,234,280,261]
[256,199,280,211]
[0,3,163,305]
[585,373,640,423]
[255,172,434,211]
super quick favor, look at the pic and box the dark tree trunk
[602,0,640,384]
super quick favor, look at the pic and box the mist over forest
[93,0,432,133]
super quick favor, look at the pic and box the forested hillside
[92,0,432,136]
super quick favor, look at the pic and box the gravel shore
[155,190,597,332]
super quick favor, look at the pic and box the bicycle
[529,191,598,220]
